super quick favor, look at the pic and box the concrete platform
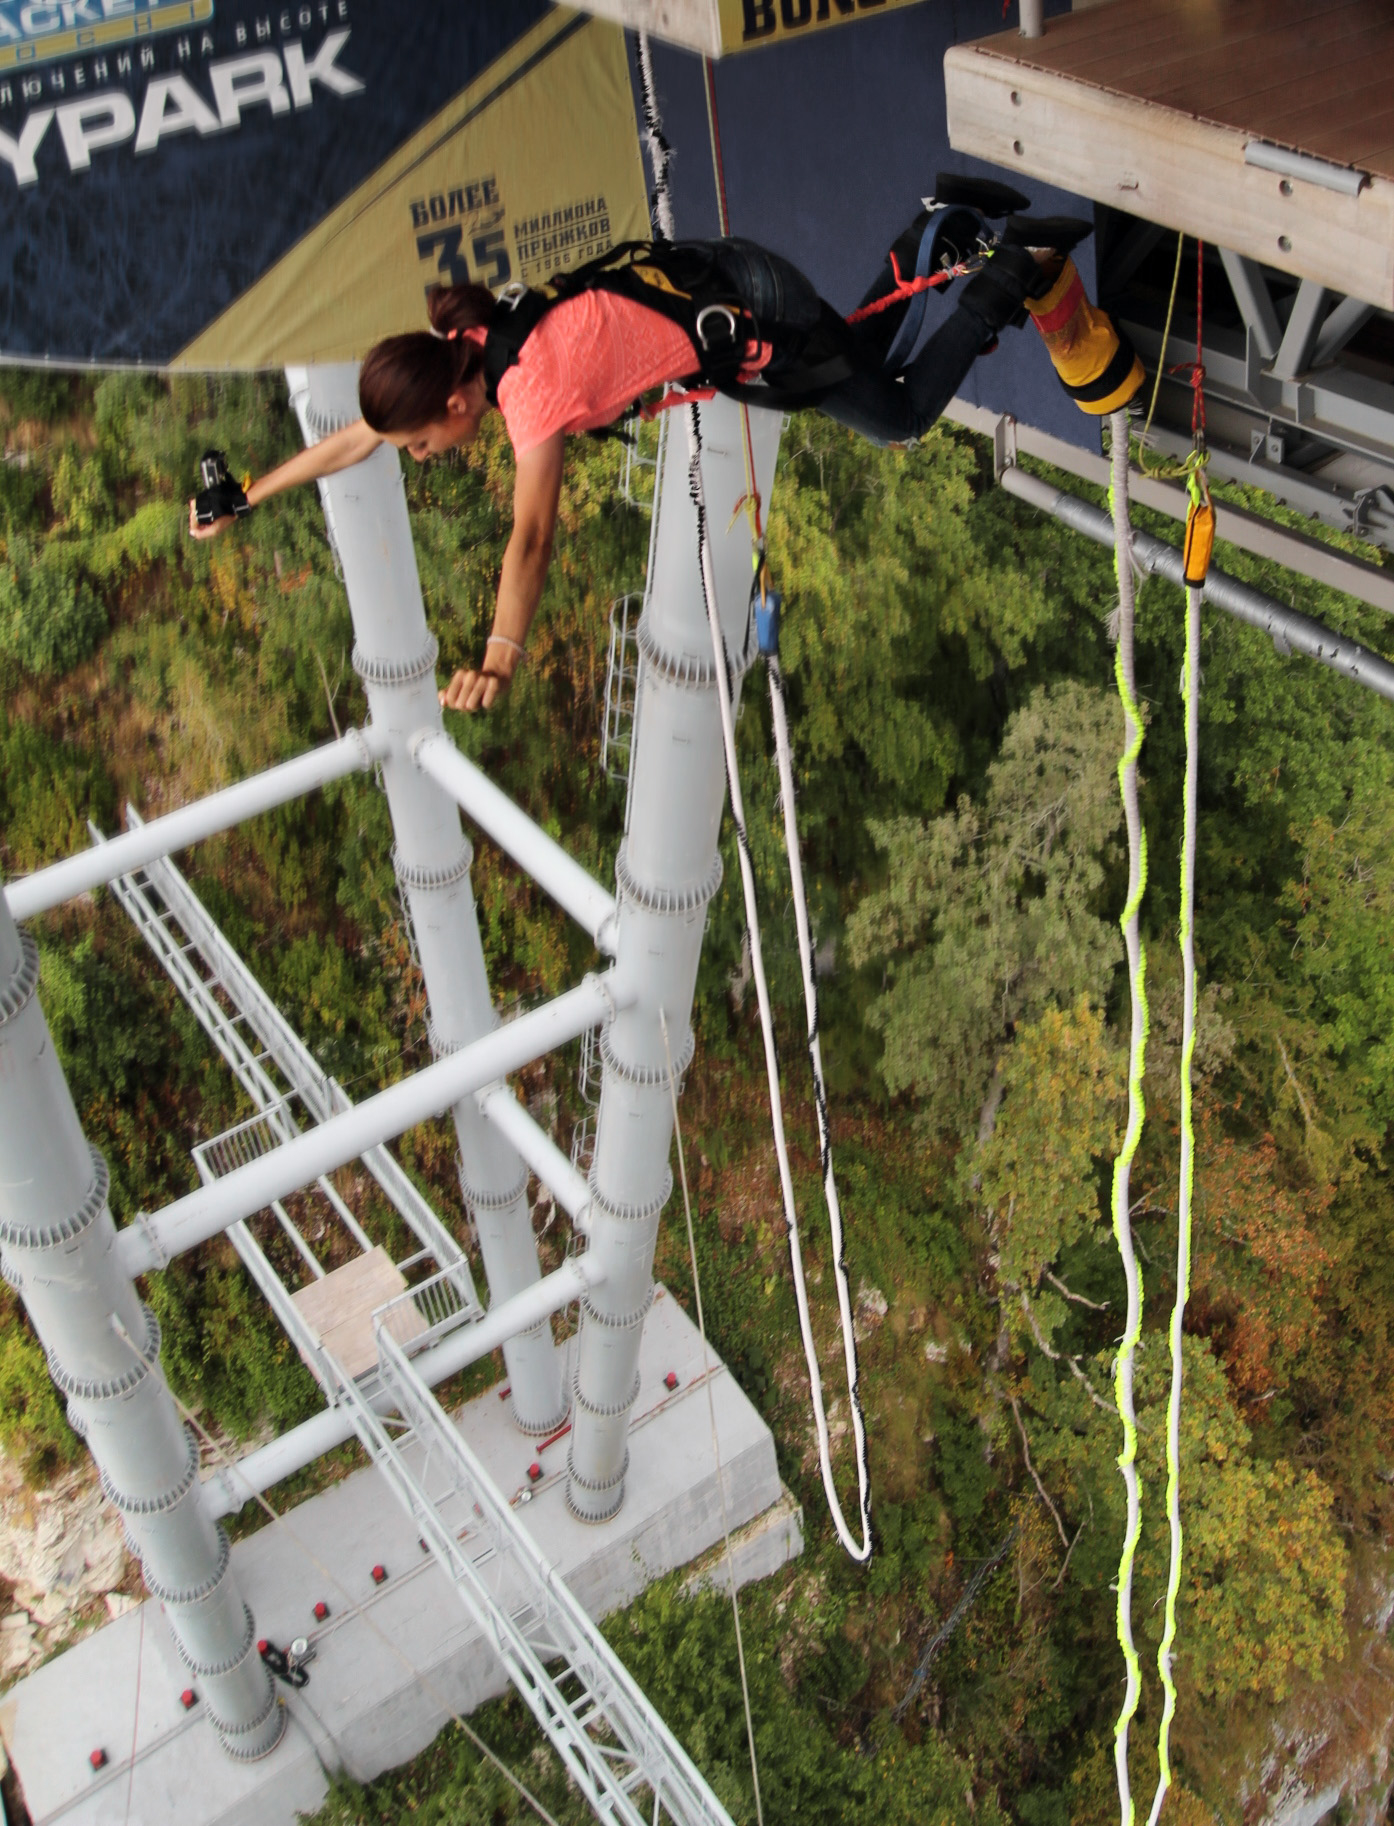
[2,1287,801,1826]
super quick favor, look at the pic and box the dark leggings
[712,234,989,447]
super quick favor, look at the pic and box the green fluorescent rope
[1148,582,1201,1825]
[1107,416,1149,1826]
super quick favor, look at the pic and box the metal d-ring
[695,303,739,351]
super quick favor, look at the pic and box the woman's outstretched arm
[440,431,566,714]
[187,418,384,539]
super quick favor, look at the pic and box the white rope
[680,414,872,1565]
[659,1009,765,1826]
[635,32,675,243]
[635,28,871,1565]
[1107,409,1148,1826]
[765,655,871,1545]
[109,1317,563,1826]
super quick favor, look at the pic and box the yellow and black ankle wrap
[1027,258,1146,417]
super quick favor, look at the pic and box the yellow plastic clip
[1182,459,1215,588]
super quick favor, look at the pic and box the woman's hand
[440,629,527,713]
[188,499,233,540]
[439,657,515,714]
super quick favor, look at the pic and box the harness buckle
[695,303,740,352]
[496,282,529,312]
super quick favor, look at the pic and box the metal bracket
[993,412,1019,482]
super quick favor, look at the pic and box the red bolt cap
[89,1748,108,1770]
[418,1536,429,1553]
[527,1461,543,1483]
[664,1371,679,1391]
[312,1600,329,1621]
[256,1638,269,1655]
[180,1688,197,1710]
[371,1563,387,1585]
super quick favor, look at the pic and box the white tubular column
[286,364,565,1435]
[566,401,781,1522]
[0,890,280,1758]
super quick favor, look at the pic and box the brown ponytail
[357,283,498,434]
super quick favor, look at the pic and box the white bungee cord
[636,34,873,1564]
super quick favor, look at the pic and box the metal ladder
[316,1297,737,1826]
[101,826,737,1826]
[102,823,479,1299]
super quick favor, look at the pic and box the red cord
[1193,237,1207,440]
[703,57,731,238]
[845,250,956,325]
[123,1601,146,1823]
[1168,237,1207,442]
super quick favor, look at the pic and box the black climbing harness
[480,239,854,418]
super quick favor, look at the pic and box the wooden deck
[290,1247,425,1381]
[945,0,1394,307]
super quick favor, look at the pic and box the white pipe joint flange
[636,613,721,691]
[352,634,439,688]
[46,1296,159,1401]
[615,843,723,918]
[571,1364,643,1421]
[99,1427,198,1517]
[172,1601,257,1679]
[0,928,39,1024]
[458,1161,530,1213]
[0,1144,109,1252]
[580,1285,656,1331]
[565,1446,630,1523]
[143,1526,233,1607]
[599,1024,695,1090]
[586,1170,673,1228]
[394,843,474,895]
[215,1687,287,1762]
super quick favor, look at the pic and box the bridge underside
[947,0,1394,552]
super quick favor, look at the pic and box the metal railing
[362,1320,736,1826]
[602,594,643,781]
[375,1265,478,1361]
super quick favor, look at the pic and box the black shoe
[930,171,1031,219]
[958,243,1048,337]
[999,213,1093,255]
[886,204,984,282]
[852,202,986,365]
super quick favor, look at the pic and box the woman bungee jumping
[190,179,1142,712]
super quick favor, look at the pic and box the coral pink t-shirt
[479,293,700,455]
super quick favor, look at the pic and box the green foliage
[1027,1335,1347,1708]
[0,366,77,423]
[0,531,107,677]
[305,1576,1004,1826]
[932,1399,997,1536]
[1286,787,1394,1129]
[847,678,1123,1131]
[147,1256,319,1439]
[976,1000,1123,1305]
[0,1289,80,1479]
[0,709,114,872]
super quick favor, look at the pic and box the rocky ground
[0,1451,138,1685]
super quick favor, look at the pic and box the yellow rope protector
[1182,462,1215,588]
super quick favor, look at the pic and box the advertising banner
[0,3,651,368]
[718,0,924,55]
